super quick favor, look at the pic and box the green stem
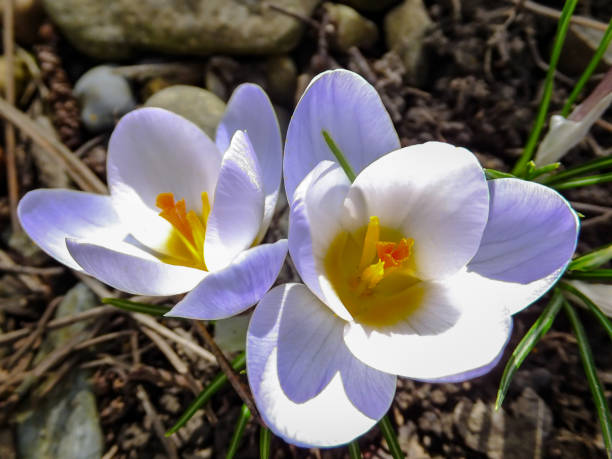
[379,415,405,459]
[512,0,579,176]
[322,130,356,182]
[102,297,171,316]
[551,172,612,190]
[348,440,362,459]
[544,155,612,185]
[563,301,612,458]
[561,17,612,117]
[568,243,612,271]
[565,269,612,281]
[259,426,271,459]
[226,404,251,459]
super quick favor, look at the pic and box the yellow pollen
[156,192,210,269]
[324,215,422,327]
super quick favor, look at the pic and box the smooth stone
[145,85,226,139]
[384,0,433,84]
[323,2,379,52]
[43,0,319,59]
[16,283,103,459]
[264,56,297,105]
[74,65,136,132]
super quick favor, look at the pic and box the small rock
[214,312,252,353]
[74,65,136,132]
[384,0,433,84]
[264,56,297,105]
[430,388,447,405]
[453,398,506,458]
[324,3,378,52]
[145,85,226,139]
[340,0,399,12]
[43,0,319,59]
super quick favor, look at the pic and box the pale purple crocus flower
[246,70,580,447]
[18,84,287,320]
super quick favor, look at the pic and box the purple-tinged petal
[66,239,207,295]
[17,189,126,271]
[205,131,265,271]
[216,83,282,242]
[108,107,222,254]
[289,160,353,321]
[343,142,490,280]
[284,69,400,203]
[247,284,396,448]
[468,178,579,284]
[343,279,511,379]
[168,240,287,320]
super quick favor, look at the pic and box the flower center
[324,216,424,327]
[156,192,210,270]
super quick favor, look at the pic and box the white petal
[343,142,490,280]
[17,189,126,271]
[289,160,353,320]
[284,69,400,203]
[216,83,282,242]
[343,278,512,379]
[66,238,207,295]
[566,280,612,317]
[205,131,265,271]
[468,178,579,284]
[247,284,395,448]
[107,107,222,254]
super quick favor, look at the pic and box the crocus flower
[246,70,580,447]
[18,84,287,319]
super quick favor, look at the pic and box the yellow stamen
[156,192,210,269]
[358,216,380,271]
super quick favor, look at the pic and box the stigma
[156,192,210,269]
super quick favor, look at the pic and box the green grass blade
[563,301,612,458]
[322,130,356,182]
[565,269,612,281]
[259,426,271,459]
[102,297,171,316]
[166,353,246,436]
[561,17,612,117]
[495,290,564,409]
[544,154,612,185]
[560,282,612,341]
[551,171,612,190]
[569,243,612,271]
[526,162,561,180]
[226,404,251,459]
[484,169,516,180]
[348,440,362,459]
[512,0,579,176]
[379,415,405,458]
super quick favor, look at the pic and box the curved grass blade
[102,297,171,316]
[561,17,612,117]
[544,155,612,185]
[259,426,271,459]
[526,162,561,180]
[484,168,516,180]
[166,352,246,436]
[565,269,612,281]
[495,289,564,409]
[322,130,356,182]
[568,243,612,271]
[348,440,362,459]
[563,301,612,458]
[560,282,612,341]
[379,414,405,459]
[226,404,251,459]
[551,172,612,190]
[512,0,579,176]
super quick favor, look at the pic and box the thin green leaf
[526,162,561,180]
[484,168,516,180]
[226,404,251,459]
[566,269,612,281]
[166,353,246,436]
[551,171,612,190]
[102,297,171,316]
[568,243,612,271]
[559,282,612,341]
[561,17,612,117]
[259,426,271,459]
[322,130,356,183]
[348,440,362,459]
[563,301,612,458]
[379,415,405,459]
[512,0,579,176]
[544,154,612,185]
[495,290,564,409]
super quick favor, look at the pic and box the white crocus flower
[18,84,287,320]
